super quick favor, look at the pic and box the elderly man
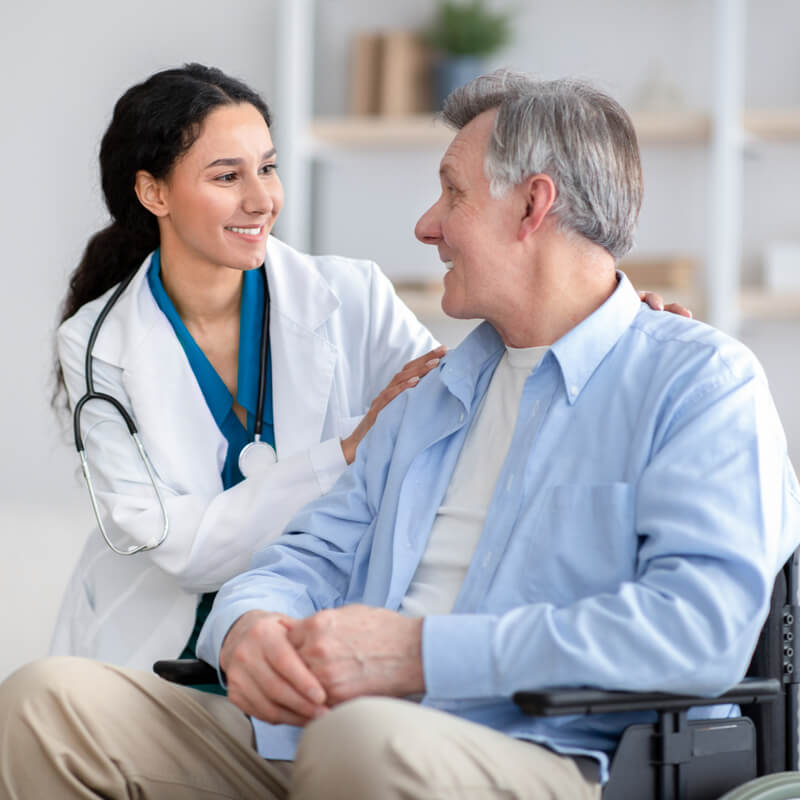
[1,71,798,800]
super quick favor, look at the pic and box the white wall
[0,0,280,681]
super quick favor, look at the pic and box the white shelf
[310,111,712,149]
[308,108,800,151]
[740,288,800,319]
[310,114,453,149]
[744,109,800,140]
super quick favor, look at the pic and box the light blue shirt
[199,273,800,777]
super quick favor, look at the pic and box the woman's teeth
[226,226,262,235]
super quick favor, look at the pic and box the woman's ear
[518,173,557,241]
[134,170,169,217]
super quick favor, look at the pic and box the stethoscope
[73,263,275,556]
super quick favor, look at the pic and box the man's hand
[220,610,328,726]
[286,605,425,706]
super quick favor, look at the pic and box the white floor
[1,316,797,683]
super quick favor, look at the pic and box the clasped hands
[219,605,425,727]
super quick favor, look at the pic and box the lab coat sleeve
[422,366,800,701]
[59,316,349,594]
[198,412,387,670]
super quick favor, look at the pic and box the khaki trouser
[0,657,600,799]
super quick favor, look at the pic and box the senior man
[1,71,798,800]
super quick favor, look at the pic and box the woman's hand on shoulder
[340,345,447,464]
[639,290,693,318]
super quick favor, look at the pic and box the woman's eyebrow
[205,148,277,169]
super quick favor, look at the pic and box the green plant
[426,0,512,57]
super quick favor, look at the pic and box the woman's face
[155,102,284,273]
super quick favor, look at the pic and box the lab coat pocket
[524,482,637,605]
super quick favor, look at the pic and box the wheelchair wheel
[717,771,800,800]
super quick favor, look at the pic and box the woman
[51,64,442,673]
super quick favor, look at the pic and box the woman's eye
[216,172,237,183]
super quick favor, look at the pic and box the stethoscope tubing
[73,261,271,555]
[253,265,270,440]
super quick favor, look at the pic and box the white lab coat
[51,236,436,670]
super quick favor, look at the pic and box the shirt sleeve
[422,365,800,700]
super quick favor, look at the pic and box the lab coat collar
[88,237,342,369]
[264,236,340,333]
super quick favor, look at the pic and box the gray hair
[442,70,642,260]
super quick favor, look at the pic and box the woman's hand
[341,345,447,464]
[639,290,693,318]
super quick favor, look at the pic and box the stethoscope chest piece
[238,439,277,478]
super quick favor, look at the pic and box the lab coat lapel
[265,238,339,458]
[93,258,226,497]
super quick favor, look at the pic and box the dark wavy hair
[54,63,272,407]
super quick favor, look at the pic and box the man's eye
[260,163,278,175]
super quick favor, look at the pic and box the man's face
[415,109,521,324]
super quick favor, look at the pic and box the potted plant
[425,0,512,108]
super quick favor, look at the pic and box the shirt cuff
[422,614,498,699]
[309,437,348,494]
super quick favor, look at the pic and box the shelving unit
[309,109,800,151]
[277,0,800,332]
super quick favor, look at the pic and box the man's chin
[440,294,474,321]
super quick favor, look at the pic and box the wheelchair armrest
[513,676,781,717]
[153,658,219,686]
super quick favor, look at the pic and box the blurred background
[1,0,798,681]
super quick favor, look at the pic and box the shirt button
[570,385,578,397]
[459,413,464,422]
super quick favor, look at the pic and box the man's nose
[414,200,442,245]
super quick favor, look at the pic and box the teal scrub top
[147,249,275,690]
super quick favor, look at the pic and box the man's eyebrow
[205,148,277,169]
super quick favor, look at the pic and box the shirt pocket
[522,482,638,606]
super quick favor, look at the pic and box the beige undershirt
[400,345,548,617]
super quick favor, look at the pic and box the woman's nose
[243,175,274,215]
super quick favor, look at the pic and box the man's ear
[518,174,557,241]
[134,170,169,218]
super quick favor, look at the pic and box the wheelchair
[155,550,800,800]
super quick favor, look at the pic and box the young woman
[51,64,442,674]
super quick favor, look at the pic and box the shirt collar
[439,322,505,409]
[549,271,642,404]
[439,271,642,408]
